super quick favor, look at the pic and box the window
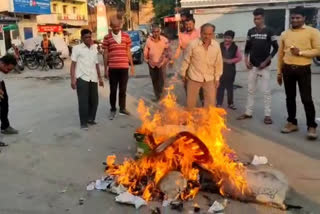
[63,5,67,14]
[73,7,77,14]
[24,27,33,40]
[53,4,57,13]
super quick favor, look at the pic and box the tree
[152,0,176,23]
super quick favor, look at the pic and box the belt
[284,63,311,69]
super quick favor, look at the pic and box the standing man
[181,23,223,109]
[102,18,134,120]
[278,6,320,139]
[41,34,54,55]
[0,53,19,135]
[237,8,278,124]
[216,30,242,110]
[144,25,171,101]
[0,54,17,148]
[70,29,104,130]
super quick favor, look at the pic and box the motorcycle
[7,44,25,73]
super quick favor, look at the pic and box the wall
[51,0,88,22]
[17,16,38,41]
[0,0,12,12]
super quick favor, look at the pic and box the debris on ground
[251,155,268,166]
[59,189,67,193]
[193,203,200,212]
[208,201,224,213]
[78,197,85,205]
[170,200,183,211]
[151,207,161,214]
[162,199,173,207]
[115,192,147,209]
[159,171,187,200]
[86,181,95,191]
[245,168,288,210]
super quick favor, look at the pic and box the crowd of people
[69,6,320,141]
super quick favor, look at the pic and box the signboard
[13,0,51,14]
[164,17,176,23]
[38,25,62,32]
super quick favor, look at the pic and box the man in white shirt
[70,29,104,130]
[0,54,17,148]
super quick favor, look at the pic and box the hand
[214,80,220,89]
[99,77,104,87]
[259,60,269,70]
[245,59,253,70]
[71,78,77,90]
[277,73,283,86]
[223,58,232,64]
[290,47,300,56]
[130,65,135,76]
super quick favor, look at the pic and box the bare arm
[70,61,77,89]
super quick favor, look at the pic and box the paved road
[0,59,319,213]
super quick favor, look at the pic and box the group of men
[70,6,319,140]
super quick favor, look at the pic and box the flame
[106,86,249,201]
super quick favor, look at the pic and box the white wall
[0,0,11,12]
[194,11,253,39]
[17,16,38,41]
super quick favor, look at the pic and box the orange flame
[106,87,249,201]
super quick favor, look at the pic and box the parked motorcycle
[7,44,25,73]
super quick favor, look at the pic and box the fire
[106,87,249,201]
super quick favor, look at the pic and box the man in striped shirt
[102,18,135,120]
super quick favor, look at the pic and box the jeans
[109,68,129,111]
[76,78,99,126]
[283,64,317,128]
[0,81,10,130]
[245,67,271,116]
[217,70,236,106]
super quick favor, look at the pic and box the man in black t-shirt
[237,8,278,124]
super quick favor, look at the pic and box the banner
[13,0,51,14]
[38,25,63,33]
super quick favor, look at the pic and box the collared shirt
[71,43,99,82]
[181,38,223,82]
[179,29,200,50]
[112,31,122,44]
[144,35,170,68]
[278,25,320,73]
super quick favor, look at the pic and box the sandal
[264,116,273,125]
[228,104,237,110]
[237,114,252,120]
[0,142,8,147]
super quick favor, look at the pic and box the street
[0,58,320,214]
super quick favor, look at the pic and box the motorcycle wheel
[26,59,39,70]
[313,57,320,66]
[53,57,64,69]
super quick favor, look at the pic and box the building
[37,0,88,43]
[180,0,320,39]
[0,0,51,55]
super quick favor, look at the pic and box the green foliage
[152,0,176,23]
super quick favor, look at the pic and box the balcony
[57,14,88,21]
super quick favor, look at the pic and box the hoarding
[13,0,51,14]
[38,25,62,32]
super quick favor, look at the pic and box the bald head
[110,16,122,34]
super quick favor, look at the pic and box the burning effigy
[102,86,288,210]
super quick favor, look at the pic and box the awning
[180,0,316,8]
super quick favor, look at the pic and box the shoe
[264,116,273,125]
[281,122,298,133]
[1,126,19,135]
[119,109,131,116]
[237,114,252,120]
[307,127,318,140]
[228,104,237,110]
[80,124,89,130]
[109,111,116,120]
[88,120,97,126]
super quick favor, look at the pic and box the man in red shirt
[102,18,134,120]
[144,25,171,101]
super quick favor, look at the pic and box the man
[237,8,278,124]
[102,18,134,120]
[70,29,104,130]
[181,23,223,109]
[0,54,17,148]
[144,25,171,101]
[278,6,320,140]
[217,30,242,110]
[41,34,54,55]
